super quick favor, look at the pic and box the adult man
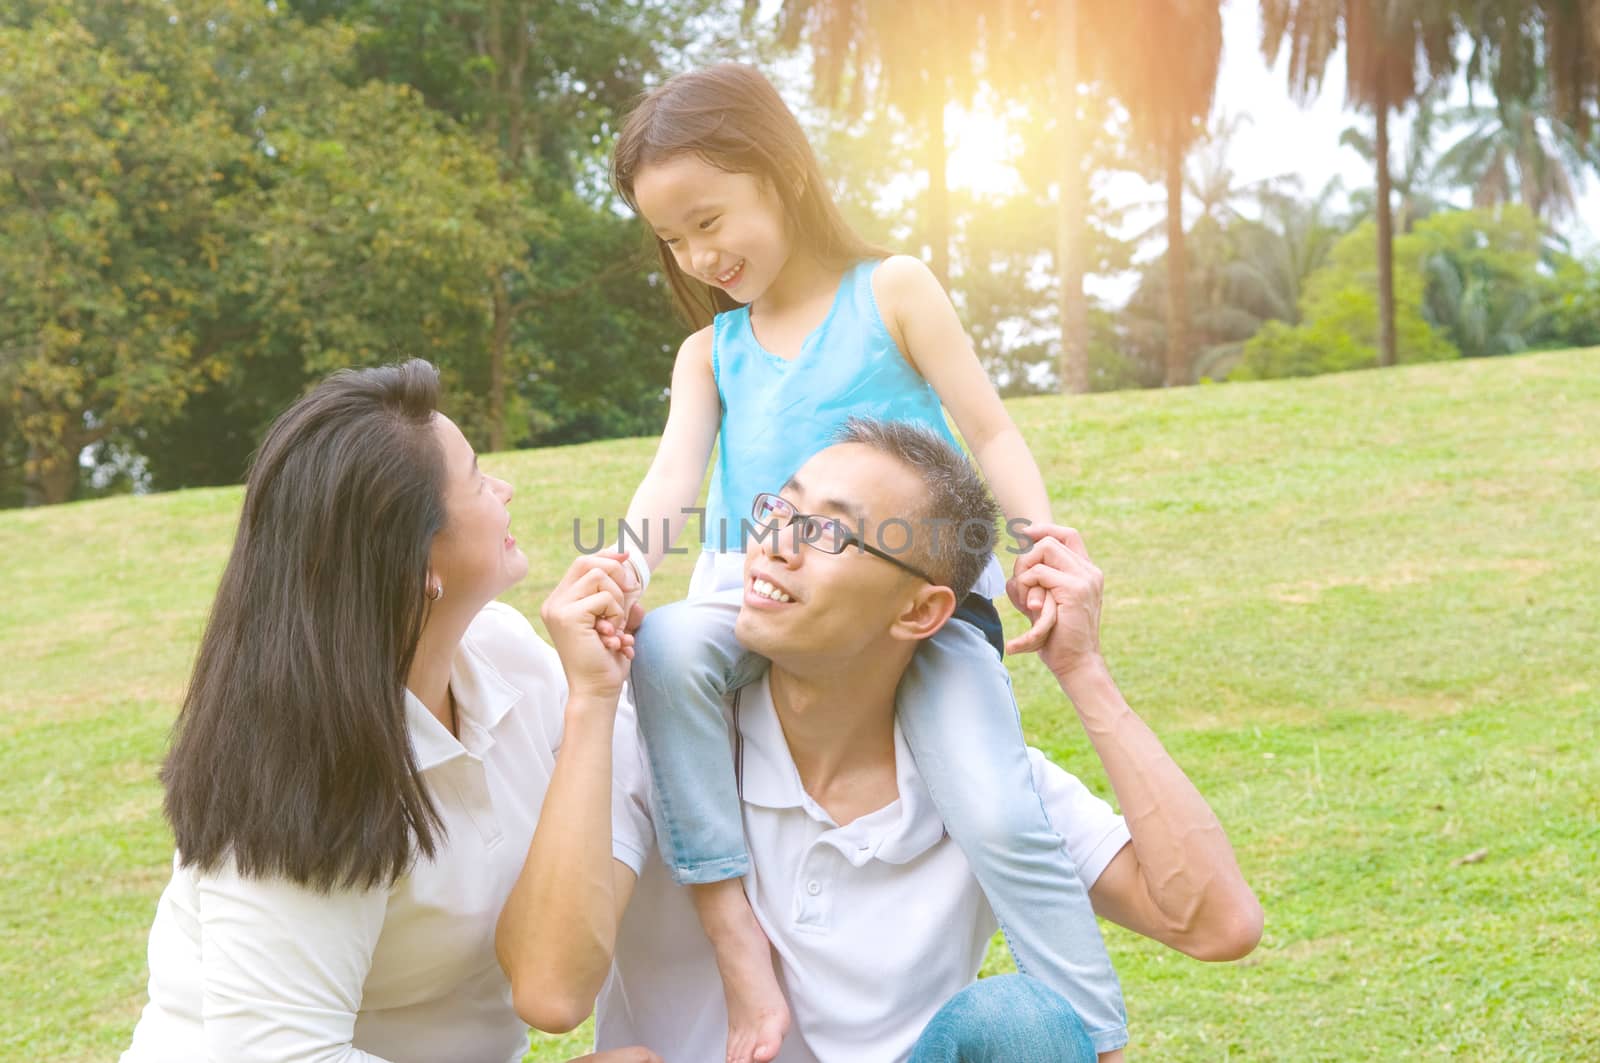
[497,420,1262,1061]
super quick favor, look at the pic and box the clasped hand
[1004,523,1106,679]
[539,552,644,700]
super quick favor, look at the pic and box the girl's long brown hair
[612,62,885,330]
[161,360,449,892]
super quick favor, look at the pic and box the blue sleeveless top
[702,259,961,550]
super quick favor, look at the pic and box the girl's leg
[907,974,1096,1063]
[631,591,788,1063]
[631,589,763,883]
[896,604,1129,1056]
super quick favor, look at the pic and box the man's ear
[889,584,959,644]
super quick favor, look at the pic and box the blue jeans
[630,592,1130,1052]
[909,974,1097,1063]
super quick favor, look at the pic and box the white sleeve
[197,860,392,1063]
[1028,749,1132,889]
[609,683,656,875]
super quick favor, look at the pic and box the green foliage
[0,0,706,505]
[1413,205,1546,359]
[1235,220,1459,379]
[290,0,711,447]
[0,11,249,504]
[0,2,535,500]
[1536,254,1600,349]
[234,79,540,446]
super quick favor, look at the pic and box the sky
[939,0,1600,300]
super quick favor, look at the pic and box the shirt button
[806,880,821,896]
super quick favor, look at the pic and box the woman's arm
[619,327,721,584]
[496,554,641,1032]
[196,862,391,1063]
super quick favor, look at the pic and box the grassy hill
[3,348,1597,1060]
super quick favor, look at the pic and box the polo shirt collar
[405,631,523,772]
[734,676,947,866]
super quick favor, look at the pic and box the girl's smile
[631,154,792,306]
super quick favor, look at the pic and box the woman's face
[427,414,527,606]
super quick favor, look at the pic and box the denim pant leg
[630,589,769,884]
[908,974,1097,1063]
[896,616,1129,1052]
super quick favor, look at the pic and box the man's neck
[766,646,909,826]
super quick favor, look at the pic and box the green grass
[3,348,1597,1060]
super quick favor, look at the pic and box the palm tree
[1123,177,1350,381]
[1433,79,1600,220]
[1462,1,1600,141]
[1340,78,1450,232]
[776,1,1112,395]
[1088,0,1222,386]
[776,0,991,287]
[1260,0,1460,368]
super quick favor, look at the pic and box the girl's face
[632,153,795,305]
[426,413,527,608]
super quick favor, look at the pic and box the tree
[1261,0,1461,368]
[1433,78,1600,221]
[0,15,249,504]
[0,2,560,503]
[1340,78,1451,232]
[1415,205,1550,357]
[1125,176,1352,381]
[1234,219,1460,379]
[774,0,993,288]
[1089,0,1223,387]
[1463,1,1600,141]
[292,0,709,450]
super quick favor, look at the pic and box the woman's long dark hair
[161,359,449,892]
[612,62,885,330]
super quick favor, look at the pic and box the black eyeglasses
[749,492,937,585]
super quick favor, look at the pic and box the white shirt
[598,674,1131,1063]
[122,602,639,1063]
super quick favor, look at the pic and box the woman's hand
[540,552,640,701]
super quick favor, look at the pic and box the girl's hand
[1004,523,1062,655]
[540,552,638,701]
[1007,526,1106,681]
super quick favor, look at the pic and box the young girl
[609,63,1127,1063]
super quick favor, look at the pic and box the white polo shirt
[598,674,1131,1062]
[123,602,642,1063]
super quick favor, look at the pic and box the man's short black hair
[832,418,1001,600]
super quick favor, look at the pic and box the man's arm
[1013,527,1264,962]
[495,555,642,1032]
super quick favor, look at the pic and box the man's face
[735,444,938,663]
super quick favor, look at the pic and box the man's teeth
[752,577,792,603]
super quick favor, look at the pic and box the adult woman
[122,360,655,1063]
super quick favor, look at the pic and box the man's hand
[540,552,638,701]
[1008,524,1105,681]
